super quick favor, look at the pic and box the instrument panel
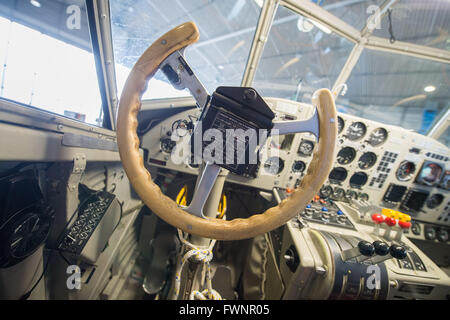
[140,97,449,229]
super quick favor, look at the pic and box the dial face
[396,161,416,181]
[416,162,443,186]
[160,138,176,153]
[333,188,346,200]
[329,167,348,183]
[358,152,377,169]
[345,190,358,200]
[359,193,369,201]
[441,171,450,190]
[298,140,315,156]
[337,147,356,165]
[292,160,306,173]
[320,185,333,198]
[337,116,344,134]
[368,127,388,146]
[349,172,368,187]
[263,157,284,175]
[426,193,443,209]
[346,122,367,141]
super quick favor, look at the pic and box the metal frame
[87,0,119,130]
[427,107,450,140]
[241,0,280,87]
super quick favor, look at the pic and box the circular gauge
[440,171,450,190]
[298,140,315,156]
[349,172,368,187]
[358,152,377,170]
[368,127,388,146]
[417,162,443,186]
[263,157,284,175]
[329,167,348,183]
[337,147,356,165]
[292,160,306,173]
[333,188,346,200]
[396,161,416,182]
[320,185,333,198]
[345,190,358,200]
[346,122,367,141]
[160,138,176,153]
[337,116,344,134]
[359,193,369,201]
[426,193,444,209]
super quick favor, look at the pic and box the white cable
[172,229,222,300]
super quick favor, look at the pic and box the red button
[398,221,411,229]
[371,213,385,224]
[385,217,397,227]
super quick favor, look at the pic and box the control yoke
[160,49,321,219]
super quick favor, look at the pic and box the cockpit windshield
[111,0,449,136]
[111,0,261,99]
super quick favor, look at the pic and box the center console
[273,189,450,300]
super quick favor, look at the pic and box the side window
[437,126,449,147]
[0,0,103,126]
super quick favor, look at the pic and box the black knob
[389,245,407,260]
[373,241,390,256]
[243,88,257,102]
[358,240,375,257]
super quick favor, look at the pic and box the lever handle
[342,240,375,262]
[371,243,407,264]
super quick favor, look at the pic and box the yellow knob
[382,208,395,218]
[396,211,411,222]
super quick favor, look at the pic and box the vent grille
[398,283,434,295]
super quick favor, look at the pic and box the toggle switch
[342,240,375,262]
[371,213,385,236]
[383,217,397,240]
[394,220,411,241]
